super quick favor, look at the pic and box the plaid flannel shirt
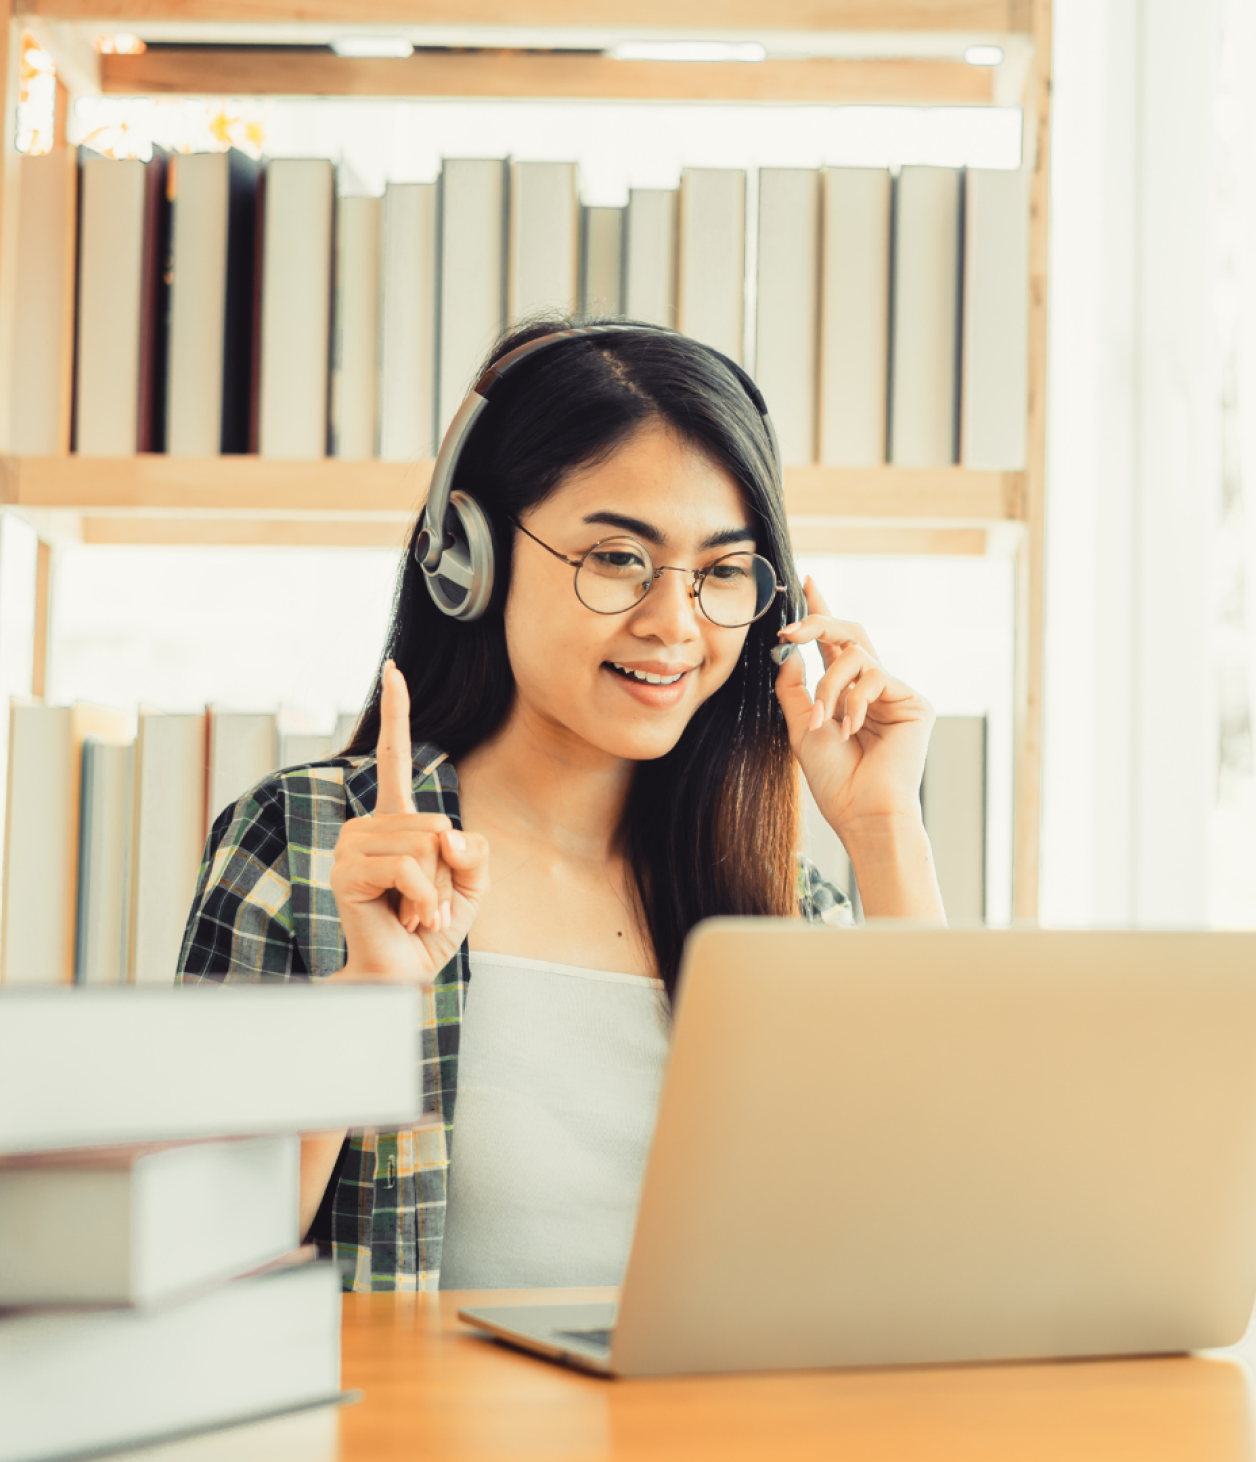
[177,742,851,1291]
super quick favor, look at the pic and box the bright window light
[964,45,1004,66]
[330,36,414,59]
[612,41,767,63]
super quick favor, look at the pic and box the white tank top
[438,951,669,1290]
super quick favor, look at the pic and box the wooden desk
[330,1289,1256,1462]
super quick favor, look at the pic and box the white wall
[1042,0,1220,927]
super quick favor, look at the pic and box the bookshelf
[0,0,1052,918]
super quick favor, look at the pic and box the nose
[629,565,703,644]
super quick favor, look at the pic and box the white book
[75,154,147,456]
[889,166,963,467]
[623,188,677,327]
[207,708,278,827]
[962,167,1029,470]
[678,169,746,361]
[581,206,624,316]
[258,158,334,459]
[75,736,135,986]
[921,715,986,924]
[330,195,382,460]
[379,181,437,461]
[278,731,337,767]
[130,710,206,988]
[167,150,260,457]
[11,151,77,454]
[0,1135,298,1307]
[438,158,507,437]
[509,160,579,321]
[0,984,423,1153]
[819,167,892,467]
[756,168,821,465]
[0,1260,340,1462]
[1,703,131,986]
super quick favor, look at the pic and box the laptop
[459,920,1256,1376]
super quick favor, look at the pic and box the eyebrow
[582,511,756,551]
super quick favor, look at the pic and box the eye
[707,558,751,583]
[586,544,649,577]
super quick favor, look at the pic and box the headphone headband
[415,324,783,622]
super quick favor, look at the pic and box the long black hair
[347,316,804,998]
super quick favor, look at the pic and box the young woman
[179,319,944,1292]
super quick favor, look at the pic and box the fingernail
[842,715,852,741]
[441,901,451,930]
[446,829,466,853]
[809,702,825,732]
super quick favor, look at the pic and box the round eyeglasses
[509,517,785,629]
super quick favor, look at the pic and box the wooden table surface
[328,1289,1256,1462]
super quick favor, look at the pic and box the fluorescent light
[964,45,1004,66]
[612,40,767,63]
[331,36,414,59]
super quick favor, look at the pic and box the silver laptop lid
[610,924,1256,1376]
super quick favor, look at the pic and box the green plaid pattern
[177,741,850,1291]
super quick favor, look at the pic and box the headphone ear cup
[421,491,497,621]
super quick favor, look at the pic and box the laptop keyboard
[556,1327,614,1349]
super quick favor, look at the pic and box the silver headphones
[414,324,783,624]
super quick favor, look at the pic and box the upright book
[0,1260,341,1462]
[75,735,135,986]
[206,708,278,828]
[889,165,963,467]
[920,714,987,924]
[756,168,821,465]
[581,205,624,315]
[624,189,677,328]
[677,169,745,362]
[11,150,77,454]
[0,1134,299,1307]
[75,148,170,455]
[130,709,206,987]
[509,161,579,321]
[0,984,423,1153]
[379,181,437,461]
[961,167,1029,470]
[1,703,131,985]
[331,194,382,460]
[438,158,507,436]
[819,167,892,467]
[256,158,334,459]
[166,149,260,456]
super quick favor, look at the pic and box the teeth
[612,663,684,685]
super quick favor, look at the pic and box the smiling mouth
[605,662,689,686]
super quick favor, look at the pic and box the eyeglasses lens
[575,539,654,614]
[697,553,779,627]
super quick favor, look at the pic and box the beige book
[75,737,135,986]
[624,189,677,328]
[331,195,382,460]
[258,158,334,459]
[75,155,147,456]
[438,158,507,437]
[961,167,1029,470]
[11,151,77,454]
[819,168,892,467]
[509,161,579,321]
[206,708,278,829]
[581,206,624,315]
[379,181,437,461]
[1,702,131,985]
[889,166,963,466]
[130,710,206,987]
[920,715,986,924]
[678,169,746,362]
[756,168,821,466]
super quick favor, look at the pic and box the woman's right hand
[329,660,490,984]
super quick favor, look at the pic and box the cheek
[502,562,601,690]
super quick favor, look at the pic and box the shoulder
[797,855,854,928]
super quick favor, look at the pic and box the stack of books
[13,146,1029,470]
[0,982,420,1462]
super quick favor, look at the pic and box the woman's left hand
[773,577,934,841]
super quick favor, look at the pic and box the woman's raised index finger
[375,660,416,815]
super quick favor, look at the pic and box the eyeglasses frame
[507,516,786,629]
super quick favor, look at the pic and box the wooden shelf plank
[1,457,1026,531]
[18,2,1026,35]
[101,49,994,104]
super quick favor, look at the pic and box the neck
[457,700,633,865]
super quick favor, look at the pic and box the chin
[583,718,692,763]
